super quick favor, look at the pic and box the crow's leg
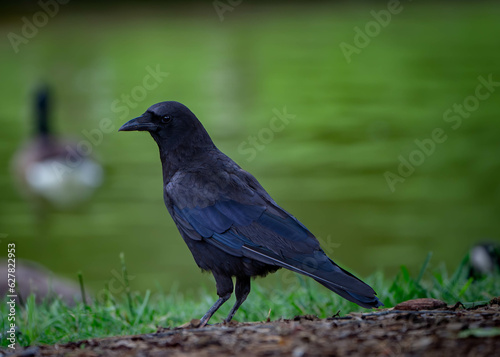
[225,276,251,323]
[199,272,233,327]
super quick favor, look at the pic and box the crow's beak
[119,116,157,132]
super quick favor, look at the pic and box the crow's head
[119,101,213,151]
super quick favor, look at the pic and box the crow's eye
[161,115,172,124]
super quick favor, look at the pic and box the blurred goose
[12,85,103,209]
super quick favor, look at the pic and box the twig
[357,309,472,318]
[78,271,88,307]
[120,252,134,318]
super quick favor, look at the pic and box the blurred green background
[0,1,499,294]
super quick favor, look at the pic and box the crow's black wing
[166,167,382,308]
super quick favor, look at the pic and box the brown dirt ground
[6,299,500,357]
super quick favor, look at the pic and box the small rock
[110,340,137,349]
[293,315,319,321]
[155,326,171,333]
[224,320,239,327]
[489,296,500,305]
[177,319,202,329]
[394,298,447,311]
[18,347,39,357]
[292,346,307,357]
[190,319,202,328]
[446,322,465,331]
[412,336,435,349]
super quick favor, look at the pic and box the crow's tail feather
[242,245,383,309]
[316,279,383,308]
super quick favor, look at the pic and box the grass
[1,253,499,348]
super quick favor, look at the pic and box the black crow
[119,101,382,326]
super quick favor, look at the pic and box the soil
[5,299,500,357]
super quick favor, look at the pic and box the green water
[0,3,499,294]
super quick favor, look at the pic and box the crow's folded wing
[167,169,378,298]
